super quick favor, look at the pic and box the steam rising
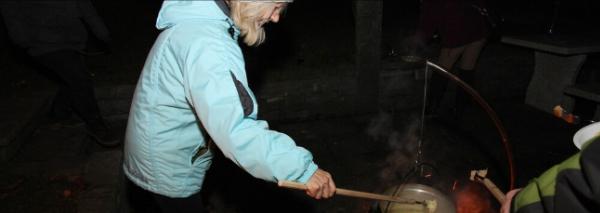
[366,111,421,184]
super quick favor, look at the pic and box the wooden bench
[564,83,600,121]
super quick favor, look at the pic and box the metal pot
[378,183,455,213]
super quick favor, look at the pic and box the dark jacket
[511,138,600,213]
[0,0,109,56]
[416,0,489,48]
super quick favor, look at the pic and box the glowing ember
[455,182,493,213]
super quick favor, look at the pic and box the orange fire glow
[455,182,494,213]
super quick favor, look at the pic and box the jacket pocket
[191,145,209,164]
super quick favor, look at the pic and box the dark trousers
[126,180,205,213]
[33,49,103,125]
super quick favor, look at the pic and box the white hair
[229,1,286,46]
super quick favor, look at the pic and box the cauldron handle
[423,61,515,190]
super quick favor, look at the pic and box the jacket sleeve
[181,43,318,184]
[511,138,600,213]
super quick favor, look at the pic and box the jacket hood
[156,0,230,30]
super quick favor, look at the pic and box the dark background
[1,0,600,212]
[2,0,600,90]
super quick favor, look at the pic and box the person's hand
[501,189,521,213]
[305,169,336,199]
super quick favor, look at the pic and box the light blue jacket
[123,0,318,198]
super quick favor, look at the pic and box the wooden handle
[470,169,506,203]
[278,181,422,204]
[481,178,506,203]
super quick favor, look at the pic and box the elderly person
[123,0,336,212]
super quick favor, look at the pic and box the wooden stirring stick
[278,180,433,205]
[278,181,438,213]
[470,169,506,203]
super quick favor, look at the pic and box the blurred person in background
[0,0,118,146]
[414,0,491,116]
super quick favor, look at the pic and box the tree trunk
[353,0,383,112]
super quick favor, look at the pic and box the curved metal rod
[425,61,515,190]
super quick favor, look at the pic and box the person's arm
[182,42,318,184]
[504,138,600,213]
